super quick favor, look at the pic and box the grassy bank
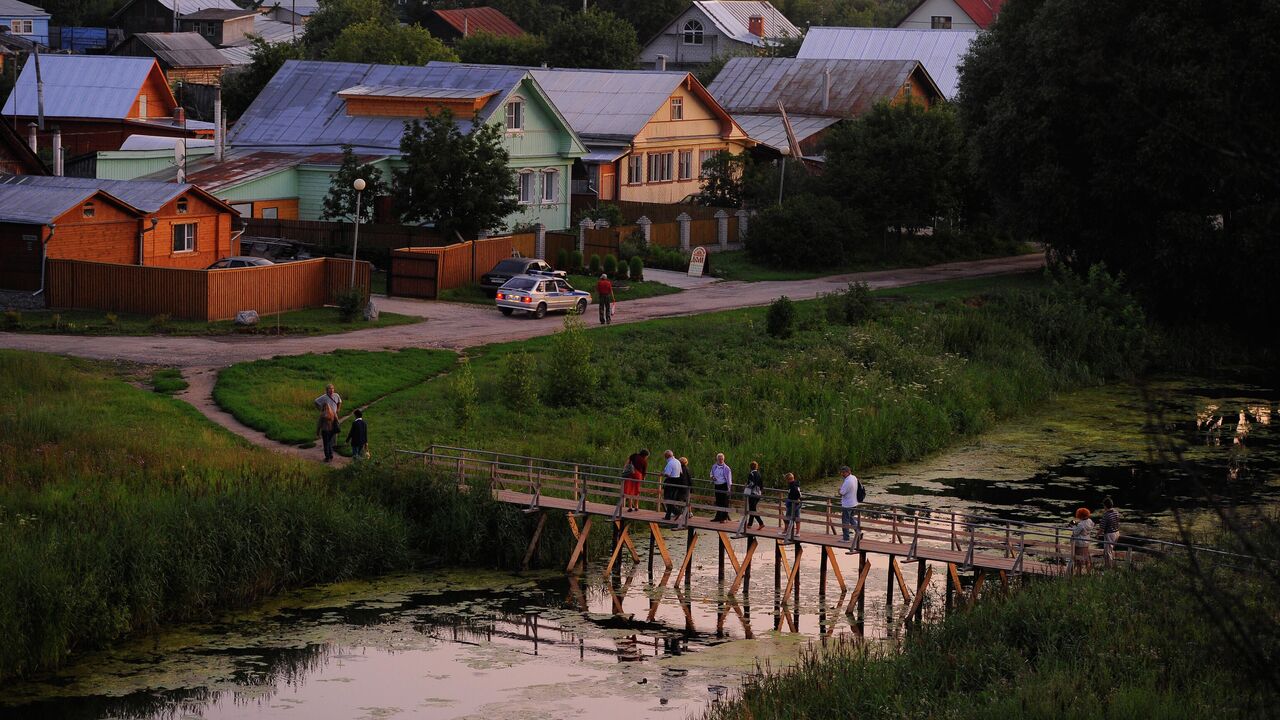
[709,239,1037,282]
[1,307,421,337]
[0,351,594,681]
[706,538,1280,719]
[214,268,1150,483]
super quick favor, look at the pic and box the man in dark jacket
[346,409,368,462]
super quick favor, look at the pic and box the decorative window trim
[540,168,559,205]
[670,97,684,121]
[682,19,704,45]
[505,97,525,133]
[517,169,535,204]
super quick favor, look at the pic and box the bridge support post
[522,511,547,571]
[819,545,828,596]
[886,554,895,612]
[676,528,698,587]
[566,515,593,573]
[718,534,726,584]
[915,559,927,622]
[774,541,782,597]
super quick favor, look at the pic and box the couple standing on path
[1071,497,1123,572]
[314,384,368,463]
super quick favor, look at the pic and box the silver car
[495,274,591,319]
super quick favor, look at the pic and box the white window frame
[541,168,558,204]
[626,155,644,185]
[172,223,196,253]
[682,19,703,45]
[647,151,673,183]
[677,150,693,181]
[138,94,147,119]
[10,19,33,34]
[698,149,720,178]
[505,98,524,133]
[670,97,683,120]
[930,15,952,29]
[517,170,535,204]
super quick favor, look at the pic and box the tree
[595,0,683,42]
[823,101,965,237]
[543,9,640,69]
[302,0,396,57]
[455,31,549,66]
[959,0,1280,325]
[39,0,119,26]
[698,151,751,208]
[222,38,306,122]
[321,146,388,224]
[325,19,458,65]
[394,110,518,239]
[746,194,852,269]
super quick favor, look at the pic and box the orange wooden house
[0,174,238,291]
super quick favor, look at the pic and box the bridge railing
[397,445,1242,575]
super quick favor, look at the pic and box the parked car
[480,258,563,295]
[207,256,275,269]
[495,275,590,319]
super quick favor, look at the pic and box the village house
[421,7,525,44]
[897,0,1004,30]
[517,66,753,203]
[97,60,588,231]
[1,54,214,161]
[0,0,48,46]
[0,174,239,291]
[112,32,231,87]
[264,0,319,26]
[708,57,943,158]
[797,27,979,100]
[178,7,257,46]
[640,1,800,71]
[111,0,244,35]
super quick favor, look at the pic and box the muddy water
[3,377,1277,720]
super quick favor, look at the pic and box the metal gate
[388,249,439,299]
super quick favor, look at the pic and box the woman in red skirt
[623,448,649,512]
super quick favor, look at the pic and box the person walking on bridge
[745,461,765,529]
[1071,507,1096,574]
[710,453,733,522]
[622,448,648,513]
[678,456,693,518]
[1098,497,1122,568]
[784,473,802,537]
[838,465,860,548]
[661,450,682,520]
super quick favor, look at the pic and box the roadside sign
[688,246,707,277]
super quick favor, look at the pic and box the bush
[747,194,852,270]
[569,250,583,273]
[823,282,879,325]
[575,203,623,228]
[543,314,598,406]
[766,296,795,339]
[3,311,19,329]
[620,228,648,260]
[603,254,619,276]
[629,256,644,282]
[499,351,539,408]
[615,260,629,281]
[451,357,478,428]
[335,288,366,323]
[588,254,602,275]
[556,248,569,271]
[146,314,167,332]
[104,313,119,327]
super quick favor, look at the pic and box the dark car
[479,258,564,295]
[207,256,275,269]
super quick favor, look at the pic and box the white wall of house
[897,0,981,30]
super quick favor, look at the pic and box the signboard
[687,246,707,277]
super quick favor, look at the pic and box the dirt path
[3,252,1044,463]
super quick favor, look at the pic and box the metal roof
[179,8,255,20]
[732,112,840,153]
[529,69,686,142]
[118,0,242,14]
[709,57,924,117]
[0,185,107,225]
[338,85,498,100]
[0,174,194,213]
[121,134,214,150]
[228,60,530,154]
[0,55,157,119]
[694,1,800,46]
[129,32,230,68]
[432,7,525,38]
[0,0,48,17]
[581,148,628,164]
[797,27,977,99]
[221,15,300,61]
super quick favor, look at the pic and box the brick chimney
[173,106,186,125]
[748,15,765,37]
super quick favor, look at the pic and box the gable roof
[709,57,940,117]
[0,0,49,17]
[0,185,126,224]
[112,0,241,18]
[0,54,170,120]
[899,0,1004,29]
[230,60,585,156]
[127,32,230,68]
[431,7,525,38]
[529,68,694,142]
[690,1,800,45]
[0,173,236,216]
[797,27,978,99]
[179,8,256,21]
[0,121,46,174]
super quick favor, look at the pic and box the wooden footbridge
[400,445,1213,622]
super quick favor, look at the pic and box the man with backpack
[838,465,863,550]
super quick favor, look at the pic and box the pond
[4,376,1277,719]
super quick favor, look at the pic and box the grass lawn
[2,307,421,337]
[873,271,1045,302]
[213,348,457,445]
[438,275,681,306]
[710,241,1040,282]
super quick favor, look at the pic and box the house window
[172,223,196,253]
[176,197,189,214]
[670,97,684,120]
[10,19,33,34]
[682,20,704,45]
[699,149,720,178]
[505,99,524,132]
[647,151,673,183]
[261,207,278,219]
[902,80,913,99]
[138,94,147,119]
[626,155,644,185]
[541,169,558,204]
[677,150,693,181]
[517,171,535,204]
[931,15,952,29]
[82,202,95,218]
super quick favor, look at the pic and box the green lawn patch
[213,348,457,445]
[438,275,681,306]
[2,307,421,337]
[709,241,1038,282]
[872,271,1045,302]
[149,368,188,395]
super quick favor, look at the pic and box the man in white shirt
[662,450,682,520]
[710,453,733,522]
[838,465,860,548]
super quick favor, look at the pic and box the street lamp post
[350,177,366,288]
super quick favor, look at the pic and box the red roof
[432,7,525,38]
[954,0,1004,29]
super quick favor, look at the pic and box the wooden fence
[570,196,734,224]
[388,233,536,299]
[546,232,577,266]
[244,218,449,268]
[46,257,370,321]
